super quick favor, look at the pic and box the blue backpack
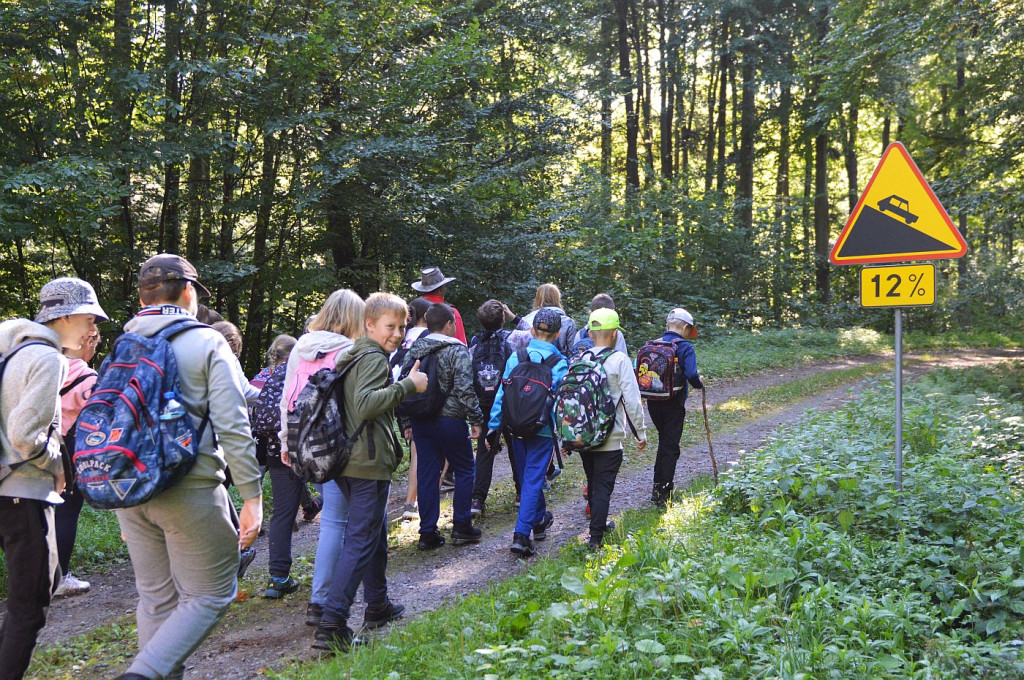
[74,319,210,509]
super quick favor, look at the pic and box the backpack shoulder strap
[541,353,561,369]
[157,318,210,342]
[60,372,94,397]
[516,348,530,365]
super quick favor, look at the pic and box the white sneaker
[402,502,419,520]
[55,573,90,597]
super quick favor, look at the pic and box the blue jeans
[412,417,475,533]
[512,436,551,536]
[267,466,304,578]
[311,480,349,606]
[322,478,390,626]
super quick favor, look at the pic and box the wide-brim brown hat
[138,253,212,298]
[411,266,456,293]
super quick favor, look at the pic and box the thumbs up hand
[408,359,428,393]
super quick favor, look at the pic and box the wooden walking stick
[701,385,719,485]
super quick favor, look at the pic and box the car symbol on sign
[876,194,919,225]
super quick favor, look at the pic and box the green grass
[281,360,1024,679]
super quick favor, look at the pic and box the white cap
[666,308,698,338]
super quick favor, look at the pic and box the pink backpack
[284,349,342,412]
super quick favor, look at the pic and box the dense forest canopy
[2,0,1022,372]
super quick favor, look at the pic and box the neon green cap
[588,308,622,331]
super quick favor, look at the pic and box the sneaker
[113,674,151,680]
[542,480,550,491]
[451,523,482,545]
[605,520,616,532]
[532,511,554,541]
[302,496,323,522]
[237,547,257,579]
[363,599,406,629]
[587,540,602,552]
[401,502,419,520]
[264,575,299,599]
[54,573,91,598]
[311,624,359,652]
[514,493,521,507]
[470,498,484,518]
[417,531,446,551]
[510,532,535,557]
[546,466,562,482]
[306,602,323,627]
[440,470,455,492]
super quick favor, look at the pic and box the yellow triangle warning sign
[830,142,967,265]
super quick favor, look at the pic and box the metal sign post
[894,309,903,490]
[831,142,967,493]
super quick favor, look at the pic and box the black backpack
[251,363,287,437]
[395,344,447,418]
[286,350,378,483]
[502,348,561,439]
[471,330,512,403]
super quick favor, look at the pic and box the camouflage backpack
[553,347,618,452]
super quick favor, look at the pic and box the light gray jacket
[0,319,67,503]
[124,307,262,501]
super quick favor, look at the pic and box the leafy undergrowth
[285,360,1024,679]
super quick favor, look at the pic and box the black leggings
[54,484,85,576]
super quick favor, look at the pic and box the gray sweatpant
[117,483,239,679]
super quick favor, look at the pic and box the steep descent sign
[830,142,967,265]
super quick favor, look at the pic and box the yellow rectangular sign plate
[860,263,935,307]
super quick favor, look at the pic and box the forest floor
[30,348,1023,679]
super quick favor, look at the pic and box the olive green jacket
[335,337,417,480]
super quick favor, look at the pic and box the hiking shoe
[237,547,257,579]
[54,572,91,598]
[417,531,446,551]
[363,600,406,630]
[532,511,554,541]
[440,470,455,492]
[451,523,482,545]
[302,496,323,522]
[605,520,616,532]
[470,498,484,518]
[587,540,602,552]
[401,502,419,520]
[264,575,299,599]
[311,624,359,652]
[306,602,323,627]
[113,674,150,679]
[510,532,535,557]
[514,493,521,507]
[546,466,562,482]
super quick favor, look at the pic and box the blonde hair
[364,292,408,323]
[308,289,364,339]
[533,283,561,310]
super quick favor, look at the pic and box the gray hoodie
[124,306,262,501]
[278,330,354,456]
[0,319,67,503]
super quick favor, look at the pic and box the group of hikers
[0,256,702,679]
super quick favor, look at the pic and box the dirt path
[33,348,1022,678]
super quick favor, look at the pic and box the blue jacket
[488,338,568,438]
[658,331,703,401]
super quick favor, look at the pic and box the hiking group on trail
[0,258,703,679]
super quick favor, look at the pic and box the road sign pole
[894,308,903,491]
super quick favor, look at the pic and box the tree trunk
[159,0,182,253]
[242,132,280,372]
[615,0,640,200]
[113,0,135,309]
[600,12,614,195]
[715,23,729,193]
[843,96,860,213]
[814,131,830,305]
[736,41,756,237]
[956,40,968,281]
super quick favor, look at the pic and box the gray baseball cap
[35,277,109,325]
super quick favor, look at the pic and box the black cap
[533,308,562,333]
